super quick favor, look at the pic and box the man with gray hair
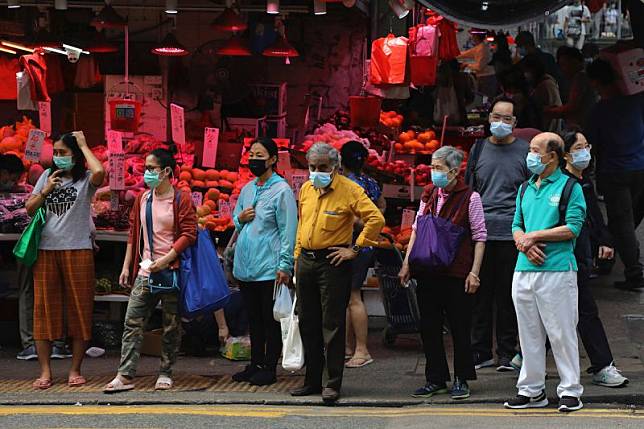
[291,142,384,403]
[505,132,586,413]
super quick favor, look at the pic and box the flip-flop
[68,375,87,387]
[103,376,135,393]
[155,375,173,391]
[32,378,53,390]
[345,356,374,369]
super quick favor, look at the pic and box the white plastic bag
[273,282,292,322]
[281,296,304,372]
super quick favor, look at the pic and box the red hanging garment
[19,50,50,102]
[45,54,65,95]
[409,24,439,87]
[0,57,19,100]
[370,34,409,85]
[427,13,460,61]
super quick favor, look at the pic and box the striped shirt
[413,188,487,242]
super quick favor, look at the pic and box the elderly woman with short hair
[399,145,487,400]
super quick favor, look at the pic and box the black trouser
[296,250,352,391]
[239,281,282,372]
[577,263,614,373]
[600,170,644,282]
[416,274,476,384]
[471,241,518,360]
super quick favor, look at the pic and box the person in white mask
[464,99,531,373]
[291,142,384,404]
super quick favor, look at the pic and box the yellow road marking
[0,405,641,419]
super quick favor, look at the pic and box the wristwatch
[351,244,361,254]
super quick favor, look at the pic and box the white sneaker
[592,364,629,388]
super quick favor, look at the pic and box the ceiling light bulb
[314,0,326,16]
[267,0,279,15]
[7,0,20,9]
[388,0,410,19]
[55,0,67,10]
[165,0,178,14]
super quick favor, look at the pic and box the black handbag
[145,191,179,294]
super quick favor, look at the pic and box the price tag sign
[110,191,120,211]
[24,129,46,162]
[38,101,51,135]
[170,103,185,146]
[289,171,309,200]
[218,200,231,219]
[202,127,219,168]
[107,130,123,154]
[277,150,291,172]
[401,209,416,229]
[109,152,126,190]
[191,191,203,208]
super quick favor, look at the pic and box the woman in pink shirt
[399,146,487,401]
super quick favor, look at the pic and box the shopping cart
[374,234,421,347]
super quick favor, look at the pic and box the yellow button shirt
[294,174,385,258]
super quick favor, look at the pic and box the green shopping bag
[13,207,46,267]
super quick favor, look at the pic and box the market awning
[416,0,572,29]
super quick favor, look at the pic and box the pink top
[138,190,175,277]
[413,188,487,242]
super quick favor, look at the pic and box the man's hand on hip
[327,247,358,267]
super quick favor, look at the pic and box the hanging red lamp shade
[91,4,127,30]
[262,36,299,58]
[217,36,252,56]
[86,31,119,54]
[151,33,190,57]
[211,7,248,32]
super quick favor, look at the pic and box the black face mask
[249,158,270,177]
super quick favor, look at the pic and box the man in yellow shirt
[291,143,384,404]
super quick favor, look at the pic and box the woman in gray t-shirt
[26,131,105,390]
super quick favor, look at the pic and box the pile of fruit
[302,123,370,152]
[380,226,413,252]
[195,192,234,232]
[393,129,441,154]
[379,111,404,128]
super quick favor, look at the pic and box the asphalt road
[0,404,642,429]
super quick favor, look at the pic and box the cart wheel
[382,327,397,348]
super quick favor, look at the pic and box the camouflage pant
[118,276,181,378]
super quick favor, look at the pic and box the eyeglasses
[489,113,515,123]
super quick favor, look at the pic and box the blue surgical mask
[310,171,333,189]
[526,153,547,175]
[53,156,75,171]
[571,148,591,171]
[431,171,450,189]
[490,121,513,139]
[144,170,161,189]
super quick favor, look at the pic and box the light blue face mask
[310,171,332,189]
[431,171,450,189]
[53,156,75,171]
[490,121,513,139]
[526,153,547,175]
[144,170,161,189]
[571,148,591,171]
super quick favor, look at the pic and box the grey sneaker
[496,356,515,372]
[510,352,523,371]
[16,345,37,361]
[592,364,629,388]
[473,352,495,370]
[51,345,72,359]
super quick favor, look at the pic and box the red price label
[109,153,126,190]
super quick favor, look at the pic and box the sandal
[32,378,53,390]
[345,356,374,369]
[103,376,135,394]
[155,375,173,391]
[68,375,87,387]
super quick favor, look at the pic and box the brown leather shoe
[322,387,340,404]
[290,385,322,397]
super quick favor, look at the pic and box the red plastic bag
[410,55,438,87]
[370,34,409,85]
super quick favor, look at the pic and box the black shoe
[290,385,322,397]
[504,390,549,409]
[496,356,515,372]
[411,382,448,398]
[232,364,260,383]
[249,369,277,386]
[322,387,340,404]
[450,378,470,400]
[614,278,644,291]
[558,396,583,412]
[473,352,495,370]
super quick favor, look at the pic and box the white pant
[512,271,584,399]
[566,34,585,50]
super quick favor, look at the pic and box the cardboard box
[600,46,643,96]
[140,328,163,357]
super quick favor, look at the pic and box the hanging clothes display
[19,50,50,102]
[426,12,460,61]
[16,72,37,111]
[74,56,103,89]
[0,56,19,100]
[364,60,410,100]
[45,54,65,95]
[409,24,440,87]
[370,34,409,85]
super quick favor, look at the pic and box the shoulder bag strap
[464,139,486,190]
[146,191,154,259]
[558,177,577,227]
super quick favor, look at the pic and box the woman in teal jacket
[231,138,298,386]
